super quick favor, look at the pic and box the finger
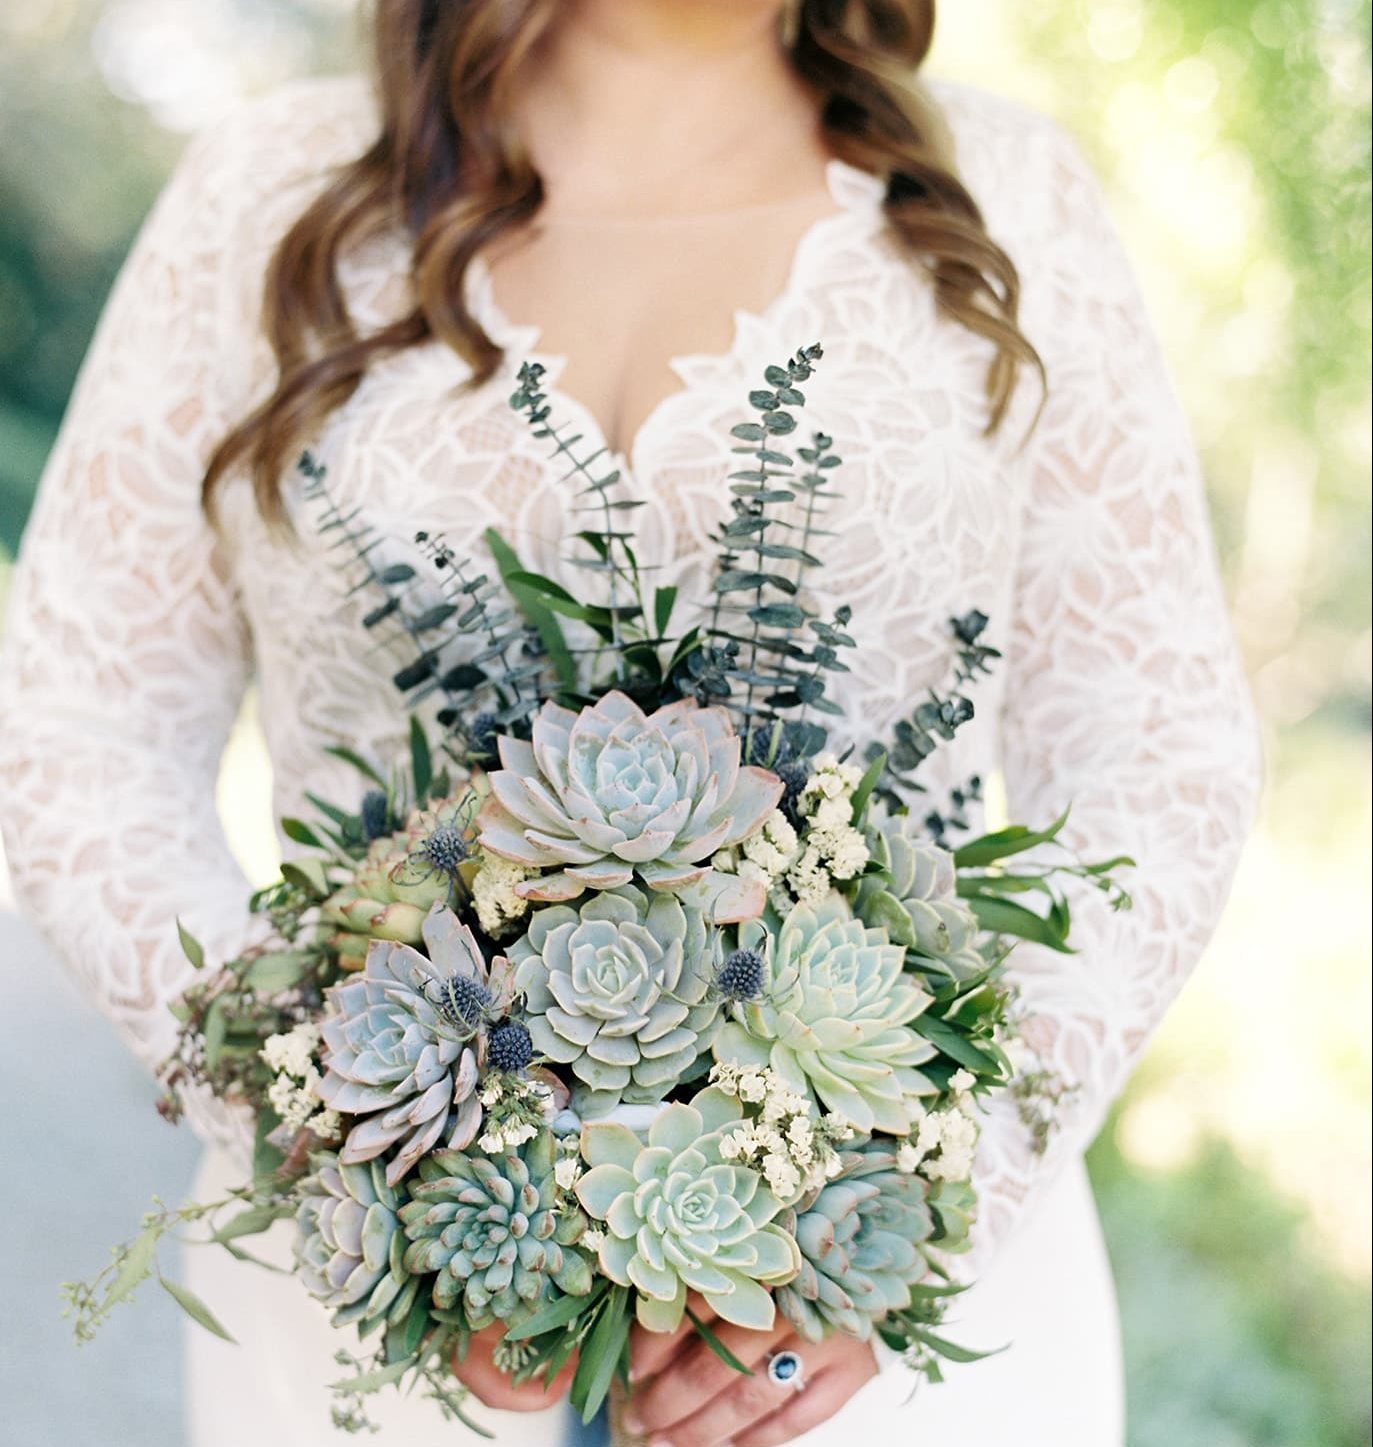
[628,1292,714,1385]
[733,1349,879,1447]
[627,1325,787,1441]
[451,1328,576,1414]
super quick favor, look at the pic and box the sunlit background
[1,2,1369,1444]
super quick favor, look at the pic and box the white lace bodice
[0,75,1260,1272]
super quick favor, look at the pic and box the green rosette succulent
[776,1140,934,1343]
[509,884,720,1115]
[574,1092,801,1333]
[477,692,783,923]
[322,791,481,969]
[715,895,935,1134]
[399,1131,593,1329]
[317,905,516,1185]
[859,810,986,981]
[294,1153,421,1334]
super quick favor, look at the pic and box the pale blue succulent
[509,885,720,1115]
[776,1139,934,1342]
[477,692,783,922]
[399,1131,593,1330]
[860,810,986,981]
[715,895,935,1134]
[293,1153,420,1334]
[574,1092,800,1333]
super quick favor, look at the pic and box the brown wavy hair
[204,0,1044,525]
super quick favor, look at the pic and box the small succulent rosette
[573,1091,802,1332]
[477,692,783,923]
[315,904,518,1185]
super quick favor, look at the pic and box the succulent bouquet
[65,346,1130,1434]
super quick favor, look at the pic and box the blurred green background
[1,2,1369,1444]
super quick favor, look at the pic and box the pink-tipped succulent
[316,905,516,1186]
[476,693,783,923]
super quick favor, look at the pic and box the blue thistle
[420,823,468,878]
[716,948,767,1003]
[469,712,501,761]
[429,974,491,1037]
[487,1019,534,1074]
[360,789,391,842]
[776,760,810,822]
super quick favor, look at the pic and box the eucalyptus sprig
[509,362,648,683]
[300,453,540,755]
[870,610,1003,804]
[707,345,857,758]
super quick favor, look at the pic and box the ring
[766,1350,806,1392]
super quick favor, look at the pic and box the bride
[0,1,1260,1443]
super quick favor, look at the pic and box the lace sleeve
[0,123,266,1083]
[966,129,1264,1269]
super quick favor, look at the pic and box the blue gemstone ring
[767,1350,806,1392]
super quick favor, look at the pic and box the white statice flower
[741,810,800,882]
[705,1062,843,1197]
[310,1109,343,1141]
[821,824,870,881]
[261,1021,321,1080]
[267,1072,299,1120]
[809,793,853,831]
[786,1116,814,1149]
[718,1129,748,1161]
[267,1073,317,1131]
[763,1153,801,1198]
[554,1156,582,1191]
[786,846,832,907]
[472,854,536,938]
[478,1118,538,1154]
[896,1142,924,1175]
[949,1069,977,1096]
[926,1110,979,1182]
[583,1226,606,1251]
[801,754,862,805]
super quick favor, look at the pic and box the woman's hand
[624,1297,877,1447]
[449,1323,575,1414]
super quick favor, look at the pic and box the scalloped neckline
[466,159,885,475]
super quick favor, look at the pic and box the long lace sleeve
[0,123,266,1085]
[966,128,1264,1268]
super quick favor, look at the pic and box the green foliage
[1088,1117,1372,1447]
[1010,0,1371,726]
[60,1186,291,1347]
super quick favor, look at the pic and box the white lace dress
[0,75,1260,1447]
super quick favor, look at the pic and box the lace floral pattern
[0,76,1260,1270]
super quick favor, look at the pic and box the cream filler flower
[477,693,783,923]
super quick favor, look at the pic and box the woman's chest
[226,222,1026,809]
